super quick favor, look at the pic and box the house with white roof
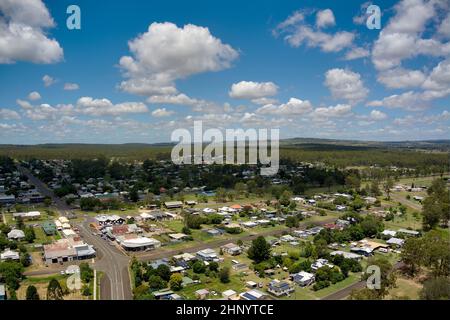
[1,249,20,261]
[386,237,405,248]
[196,248,218,261]
[116,235,161,251]
[7,229,25,240]
[13,211,41,220]
[290,271,315,286]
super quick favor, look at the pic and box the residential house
[195,289,209,300]
[42,221,57,236]
[330,251,362,260]
[311,258,334,271]
[239,289,267,301]
[386,237,405,248]
[267,279,294,296]
[13,211,41,220]
[196,248,218,261]
[220,243,242,256]
[169,233,188,241]
[381,229,397,238]
[0,194,15,204]
[7,229,25,240]
[222,289,238,300]
[164,201,183,209]
[291,271,315,286]
[1,249,20,261]
[398,229,420,237]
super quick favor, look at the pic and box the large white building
[116,235,161,251]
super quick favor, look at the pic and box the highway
[77,221,132,300]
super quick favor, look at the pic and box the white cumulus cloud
[316,9,335,28]
[0,0,63,64]
[152,108,175,117]
[119,22,238,97]
[229,81,278,100]
[324,68,369,104]
[28,91,41,101]
[64,83,79,91]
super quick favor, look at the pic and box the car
[60,271,65,275]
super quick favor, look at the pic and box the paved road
[136,218,336,262]
[18,165,132,300]
[77,221,132,300]
[321,262,404,300]
[390,193,423,211]
[18,165,72,214]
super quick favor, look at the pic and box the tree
[345,174,361,191]
[234,183,247,199]
[247,236,271,263]
[401,237,424,275]
[0,261,24,290]
[129,188,139,202]
[420,277,450,300]
[279,190,293,206]
[285,216,299,228]
[47,278,64,300]
[169,273,183,291]
[360,215,384,237]
[156,264,171,281]
[79,262,94,283]
[82,284,92,296]
[26,285,40,300]
[421,231,450,277]
[351,256,396,299]
[148,275,166,290]
[24,227,35,243]
[401,230,449,278]
[214,188,227,203]
[422,179,450,230]
[193,261,206,274]
[370,180,381,196]
[383,178,394,200]
[182,226,191,235]
[133,284,151,300]
[209,261,219,272]
[219,267,230,283]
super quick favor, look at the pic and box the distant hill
[280,138,450,151]
[0,138,448,161]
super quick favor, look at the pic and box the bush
[313,280,330,291]
[193,261,206,274]
[82,284,92,296]
[219,267,230,283]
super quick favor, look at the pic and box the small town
[0,0,449,310]
[0,154,448,301]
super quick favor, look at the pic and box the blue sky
[0,0,449,144]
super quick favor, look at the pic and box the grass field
[387,277,422,300]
